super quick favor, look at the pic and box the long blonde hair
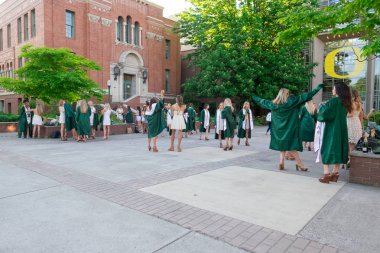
[36,103,43,115]
[58,100,65,107]
[80,100,88,113]
[224,98,234,112]
[305,101,316,115]
[243,101,250,109]
[273,88,289,105]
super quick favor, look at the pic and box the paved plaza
[0,127,379,253]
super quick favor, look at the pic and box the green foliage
[276,0,380,57]
[177,0,314,101]
[254,115,267,126]
[0,112,19,122]
[365,111,380,126]
[0,45,104,104]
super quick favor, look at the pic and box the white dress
[166,109,172,126]
[347,110,362,144]
[242,109,254,130]
[90,106,96,126]
[32,114,43,126]
[59,106,65,124]
[103,110,112,126]
[216,109,226,131]
[171,111,186,130]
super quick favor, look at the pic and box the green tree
[178,0,314,102]
[0,45,104,104]
[276,0,380,57]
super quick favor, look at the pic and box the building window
[0,29,3,51]
[31,9,36,37]
[17,17,22,43]
[126,16,131,44]
[134,22,140,45]
[7,102,11,114]
[165,40,171,59]
[0,100,4,113]
[65,10,75,39]
[18,58,23,68]
[7,24,11,48]
[24,13,29,41]
[165,69,170,93]
[117,16,123,42]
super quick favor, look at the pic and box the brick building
[0,0,181,114]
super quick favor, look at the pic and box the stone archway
[110,50,146,102]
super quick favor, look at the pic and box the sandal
[153,147,158,153]
[168,147,174,152]
[319,174,331,184]
[296,164,308,172]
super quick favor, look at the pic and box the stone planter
[195,121,215,130]
[350,151,380,187]
[2,124,135,138]
[0,122,18,133]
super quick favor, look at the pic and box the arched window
[134,22,140,46]
[126,16,132,44]
[117,16,124,42]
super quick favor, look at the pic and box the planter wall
[350,151,380,187]
[0,122,18,133]
[0,122,135,137]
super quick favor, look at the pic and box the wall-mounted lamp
[113,65,121,80]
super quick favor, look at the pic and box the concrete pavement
[0,127,379,253]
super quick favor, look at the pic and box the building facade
[0,0,181,114]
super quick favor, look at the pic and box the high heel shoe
[237,139,240,145]
[148,146,152,151]
[153,147,158,153]
[229,145,233,151]
[330,172,340,182]
[296,164,308,172]
[168,147,174,152]
[223,146,229,151]
[319,174,331,184]
[245,142,250,146]
[279,164,284,170]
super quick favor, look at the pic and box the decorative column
[114,20,118,41]
[131,24,135,45]
[139,27,143,47]
[123,22,127,43]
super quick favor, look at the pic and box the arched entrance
[110,50,146,102]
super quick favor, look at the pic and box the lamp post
[107,80,111,103]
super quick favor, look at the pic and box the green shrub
[254,115,267,126]
[0,112,19,122]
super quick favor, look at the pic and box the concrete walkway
[0,127,379,253]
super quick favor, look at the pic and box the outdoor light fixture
[107,80,111,103]
[113,65,121,80]
[142,69,148,83]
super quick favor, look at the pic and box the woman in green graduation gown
[199,104,210,141]
[317,82,352,183]
[253,84,323,170]
[146,90,166,152]
[76,100,91,142]
[237,101,254,146]
[222,98,236,151]
[299,101,317,151]
[64,101,78,139]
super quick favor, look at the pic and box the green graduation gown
[76,107,91,136]
[92,113,99,130]
[299,106,317,142]
[125,108,134,124]
[146,99,165,138]
[64,102,77,132]
[221,106,235,138]
[237,109,252,139]
[18,106,33,138]
[199,109,210,133]
[253,84,323,151]
[187,107,196,131]
[317,97,349,164]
